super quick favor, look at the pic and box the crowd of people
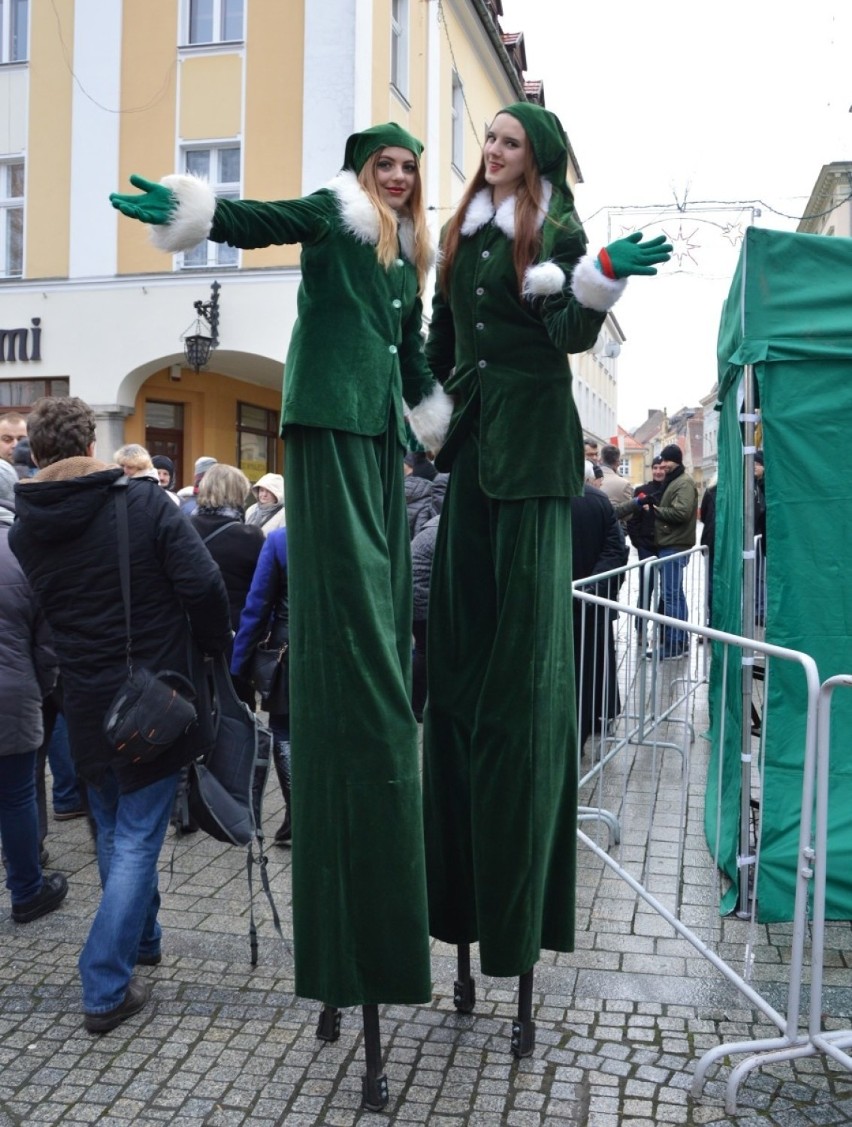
[2,103,676,1050]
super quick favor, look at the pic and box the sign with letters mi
[0,318,41,362]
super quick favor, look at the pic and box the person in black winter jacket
[191,463,265,707]
[618,456,666,641]
[10,397,231,1034]
[571,463,629,750]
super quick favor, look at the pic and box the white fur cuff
[149,174,217,253]
[407,384,454,455]
[570,254,628,313]
[523,260,566,298]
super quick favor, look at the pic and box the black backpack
[186,654,284,965]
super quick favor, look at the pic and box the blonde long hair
[440,141,546,297]
[357,150,431,294]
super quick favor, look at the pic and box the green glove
[598,231,672,279]
[109,174,177,225]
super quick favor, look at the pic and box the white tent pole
[737,364,757,917]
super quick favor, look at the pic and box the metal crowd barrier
[572,554,852,1112]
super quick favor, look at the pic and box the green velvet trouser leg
[285,423,431,1007]
[423,430,578,979]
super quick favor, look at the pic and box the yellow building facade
[0,0,619,486]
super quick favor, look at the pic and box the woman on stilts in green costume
[422,102,671,1053]
[111,123,453,1109]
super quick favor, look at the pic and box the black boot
[272,739,291,846]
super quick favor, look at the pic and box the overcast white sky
[497,0,852,432]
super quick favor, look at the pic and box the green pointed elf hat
[342,122,424,174]
[498,102,583,256]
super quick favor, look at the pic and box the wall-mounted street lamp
[182,280,220,372]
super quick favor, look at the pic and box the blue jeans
[48,714,82,813]
[657,548,689,654]
[80,769,179,1013]
[0,750,41,904]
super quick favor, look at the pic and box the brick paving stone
[3,681,852,1125]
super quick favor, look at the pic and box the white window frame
[1,0,28,62]
[451,71,464,173]
[0,160,24,278]
[184,0,244,46]
[390,0,409,100]
[180,145,240,269]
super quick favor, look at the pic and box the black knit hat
[405,450,436,481]
[660,444,683,465]
[12,436,31,466]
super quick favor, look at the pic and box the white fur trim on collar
[570,254,627,313]
[328,169,380,246]
[494,194,517,239]
[460,189,495,237]
[327,169,432,266]
[459,181,553,241]
[149,174,217,254]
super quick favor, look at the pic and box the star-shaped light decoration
[664,224,701,268]
[721,221,745,247]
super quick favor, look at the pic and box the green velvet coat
[427,188,607,497]
[206,173,439,1006]
[210,171,436,439]
[422,189,614,978]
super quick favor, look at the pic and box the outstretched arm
[111,172,331,253]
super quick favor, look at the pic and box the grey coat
[0,508,57,756]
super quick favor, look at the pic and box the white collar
[327,169,425,266]
[459,181,553,240]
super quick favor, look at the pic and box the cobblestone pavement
[3,683,852,1125]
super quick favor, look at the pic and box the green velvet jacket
[209,171,437,444]
[426,188,610,500]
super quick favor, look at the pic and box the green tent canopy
[707,226,852,920]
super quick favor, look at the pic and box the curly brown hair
[27,396,97,467]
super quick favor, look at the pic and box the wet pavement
[3,679,852,1126]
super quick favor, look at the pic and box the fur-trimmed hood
[13,463,130,546]
[326,169,433,268]
[27,456,111,482]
